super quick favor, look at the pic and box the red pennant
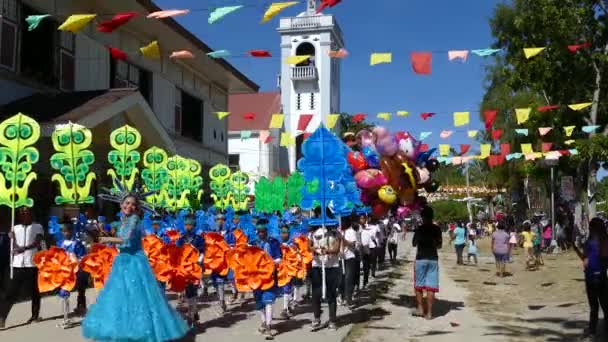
[420,112,435,120]
[97,12,138,33]
[558,150,570,156]
[567,42,591,53]
[483,110,497,130]
[491,129,503,140]
[459,144,470,155]
[108,47,128,61]
[297,114,313,131]
[537,105,560,112]
[488,155,499,167]
[411,52,432,75]
[352,114,366,123]
[264,135,273,144]
[249,50,272,58]
[500,143,511,156]
[317,0,342,13]
[419,144,429,152]
[542,142,553,152]
[243,112,256,120]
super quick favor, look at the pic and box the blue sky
[156,0,503,149]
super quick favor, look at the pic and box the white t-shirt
[361,225,378,249]
[343,228,358,260]
[12,223,44,268]
[311,227,340,268]
[388,223,402,244]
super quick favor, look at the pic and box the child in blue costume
[279,225,295,319]
[82,190,188,342]
[252,218,282,338]
[176,215,205,325]
[57,223,88,324]
[211,213,232,314]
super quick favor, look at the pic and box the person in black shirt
[412,206,442,320]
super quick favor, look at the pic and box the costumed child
[57,223,87,326]
[253,218,282,338]
[177,215,205,325]
[279,224,295,319]
[225,213,242,303]
[211,212,229,314]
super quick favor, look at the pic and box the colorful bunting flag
[439,144,451,156]
[109,47,128,61]
[269,114,285,129]
[419,132,432,140]
[538,127,552,136]
[491,129,503,140]
[377,113,391,121]
[471,48,501,57]
[352,114,366,123]
[318,0,342,12]
[280,132,296,147]
[582,125,600,133]
[243,112,256,120]
[328,48,348,58]
[370,53,392,66]
[521,144,533,155]
[460,144,470,155]
[396,111,409,117]
[259,130,271,143]
[419,144,429,152]
[170,50,194,59]
[567,42,591,53]
[541,142,553,152]
[215,112,230,120]
[467,130,478,138]
[209,5,244,24]
[523,47,546,59]
[240,131,252,140]
[537,105,560,112]
[506,153,522,161]
[97,12,137,33]
[479,144,491,159]
[448,50,469,62]
[483,110,498,130]
[249,50,272,58]
[564,126,575,137]
[515,129,529,136]
[569,149,578,155]
[58,14,97,33]
[262,2,299,23]
[327,114,340,129]
[297,114,313,131]
[515,108,531,124]
[420,112,435,120]
[25,14,50,31]
[411,52,432,75]
[140,41,161,59]
[285,55,310,65]
[453,111,470,127]
[207,50,231,58]
[440,130,453,139]
[568,102,592,111]
[500,143,511,156]
[147,9,190,19]
[565,139,575,145]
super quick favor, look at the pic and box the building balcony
[278,15,343,42]
[291,65,318,81]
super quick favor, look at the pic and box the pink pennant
[419,144,429,152]
[170,50,195,59]
[259,130,271,144]
[420,112,435,120]
[538,127,552,136]
[448,50,469,62]
[440,130,453,139]
[483,110,498,130]
[452,157,463,165]
[147,9,190,19]
[542,143,553,152]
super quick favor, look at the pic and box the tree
[430,200,469,224]
[338,113,373,135]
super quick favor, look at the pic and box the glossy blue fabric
[82,214,189,342]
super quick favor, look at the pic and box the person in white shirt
[388,219,403,264]
[341,217,360,308]
[0,207,44,329]
[359,215,377,287]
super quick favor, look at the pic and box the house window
[180,90,203,142]
[228,154,240,171]
[174,87,182,133]
[296,93,302,110]
[0,0,19,72]
[58,31,75,91]
[111,59,152,103]
[310,93,315,110]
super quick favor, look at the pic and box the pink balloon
[373,126,389,139]
[376,136,398,157]
[354,169,387,189]
[396,206,412,217]
[356,129,376,148]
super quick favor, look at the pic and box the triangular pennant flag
[396,111,409,117]
[521,144,533,155]
[262,2,299,23]
[285,55,310,65]
[565,139,575,145]
[538,127,552,136]
[483,110,498,130]
[109,47,128,61]
[439,144,451,156]
[419,144,429,152]
[420,112,435,120]
[216,112,230,120]
[259,130,271,143]
[377,112,392,121]
[479,144,491,159]
[500,143,511,156]
[440,130,453,139]
[467,130,478,138]
[58,14,97,33]
[545,151,561,160]
[317,0,342,13]
[515,129,529,136]
[448,50,469,62]
[541,142,553,152]
[453,112,470,127]
[411,52,432,75]
[140,41,161,59]
[297,114,313,131]
[327,114,340,129]
[568,102,592,111]
[207,50,231,58]
[564,126,575,137]
[328,48,348,58]
[515,108,531,124]
[567,42,591,53]
[280,132,296,147]
[240,130,252,140]
[147,9,190,19]
[269,114,285,129]
[471,48,501,57]
[537,105,560,112]
[25,14,51,31]
[491,129,503,140]
[243,112,256,120]
[523,47,546,59]
[419,132,432,140]
[209,5,244,24]
[352,114,366,123]
[97,12,138,33]
[460,144,470,155]
[170,50,195,59]
[506,153,522,161]
[452,157,463,165]
[249,50,272,58]
[370,53,392,66]
[582,125,600,133]
[569,149,578,155]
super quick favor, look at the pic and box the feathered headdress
[98,178,158,213]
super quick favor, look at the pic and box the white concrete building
[278,0,344,172]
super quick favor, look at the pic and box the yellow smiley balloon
[378,185,397,204]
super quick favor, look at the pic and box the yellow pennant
[523,47,546,59]
[280,132,296,147]
[377,113,392,121]
[396,111,409,117]
[370,53,392,66]
[140,41,161,59]
[515,108,531,124]
[479,144,491,159]
[326,114,340,129]
[269,114,285,129]
[467,130,478,138]
[216,112,230,120]
[520,143,533,155]
[568,102,592,111]
[565,139,575,145]
[439,144,450,156]
[261,2,299,23]
[285,55,311,65]
[453,111,470,127]
[563,126,575,137]
[58,14,97,33]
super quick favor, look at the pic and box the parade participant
[177,215,205,325]
[82,181,188,341]
[492,222,510,277]
[252,218,282,338]
[211,213,229,313]
[412,206,442,320]
[58,223,88,317]
[451,221,467,265]
[573,218,608,338]
[147,215,170,244]
[279,224,295,319]
[467,235,478,265]
[0,207,44,329]
[360,215,377,287]
[387,218,402,264]
[520,221,536,270]
[342,217,360,309]
[310,224,341,331]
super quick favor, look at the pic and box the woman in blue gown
[82,194,189,341]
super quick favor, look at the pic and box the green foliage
[254,177,272,213]
[338,113,373,135]
[50,123,96,205]
[430,200,469,224]
[286,172,305,207]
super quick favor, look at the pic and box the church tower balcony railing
[291,65,318,80]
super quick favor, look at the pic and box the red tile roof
[228,91,281,131]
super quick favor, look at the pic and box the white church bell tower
[278,0,345,172]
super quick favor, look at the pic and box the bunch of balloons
[343,127,440,218]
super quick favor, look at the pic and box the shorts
[254,287,278,310]
[533,245,542,256]
[414,259,439,292]
[494,253,508,263]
